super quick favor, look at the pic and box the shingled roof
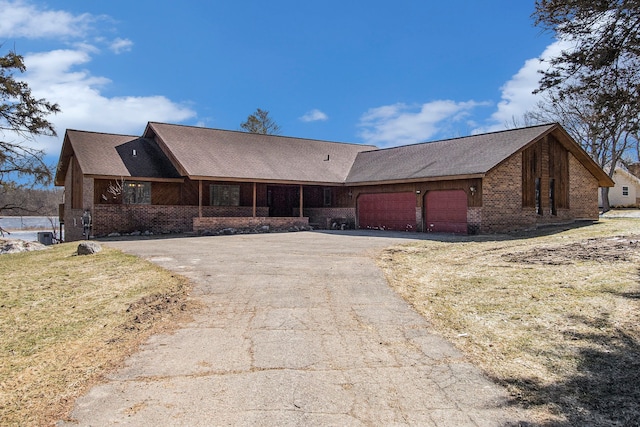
[55,122,613,188]
[54,130,180,186]
[346,123,614,186]
[144,122,375,184]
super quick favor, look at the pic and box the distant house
[54,122,614,241]
[599,166,640,208]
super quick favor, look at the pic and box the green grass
[0,242,192,426]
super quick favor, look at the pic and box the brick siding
[568,155,600,219]
[92,205,199,237]
[63,202,279,241]
[481,154,535,233]
[480,151,600,233]
[201,206,269,217]
[467,207,482,234]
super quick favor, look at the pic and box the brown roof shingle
[54,130,180,185]
[346,124,559,183]
[55,122,613,188]
[145,122,375,184]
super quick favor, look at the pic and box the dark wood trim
[252,182,257,217]
[86,175,184,183]
[346,174,485,187]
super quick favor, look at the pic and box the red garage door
[425,190,468,234]
[358,193,416,231]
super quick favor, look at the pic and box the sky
[0,0,564,169]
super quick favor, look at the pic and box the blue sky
[1,0,563,167]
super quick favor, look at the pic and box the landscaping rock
[77,241,102,255]
[0,239,49,255]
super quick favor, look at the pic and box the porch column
[198,180,203,218]
[299,185,304,218]
[252,182,257,217]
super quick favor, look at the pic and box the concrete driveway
[60,231,526,426]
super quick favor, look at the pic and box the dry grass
[379,218,640,426]
[0,242,193,426]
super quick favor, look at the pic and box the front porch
[82,204,352,238]
[76,179,357,239]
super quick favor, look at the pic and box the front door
[268,185,299,217]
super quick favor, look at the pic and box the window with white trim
[622,186,629,196]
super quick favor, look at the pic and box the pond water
[0,216,61,242]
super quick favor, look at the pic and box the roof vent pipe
[324,154,330,161]
[132,149,137,157]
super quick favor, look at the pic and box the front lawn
[0,242,192,426]
[379,218,640,426]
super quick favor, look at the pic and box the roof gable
[346,124,614,187]
[346,124,557,184]
[54,130,180,185]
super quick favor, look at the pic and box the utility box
[37,232,54,245]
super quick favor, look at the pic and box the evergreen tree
[240,108,281,135]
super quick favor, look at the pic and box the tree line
[0,185,63,216]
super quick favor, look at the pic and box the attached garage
[357,192,416,231]
[425,190,467,234]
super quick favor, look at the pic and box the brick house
[54,122,613,241]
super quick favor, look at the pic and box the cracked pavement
[58,231,528,426]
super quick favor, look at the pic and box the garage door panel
[425,190,467,234]
[358,193,416,231]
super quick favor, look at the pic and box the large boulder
[77,241,102,255]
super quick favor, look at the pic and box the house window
[211,185,240,206]
[549,178,557,216]
[622,186,629,196]
[123,181,151,204]
[323,188,332,206]
[535,178,542,215]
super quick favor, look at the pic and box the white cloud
[300,109,328,122]
[0,1,196,156]
[109,38,133,54]
[358,100,487,147]
[21,48,195,154]
[476,39,571,133]
[0,0,94,39]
